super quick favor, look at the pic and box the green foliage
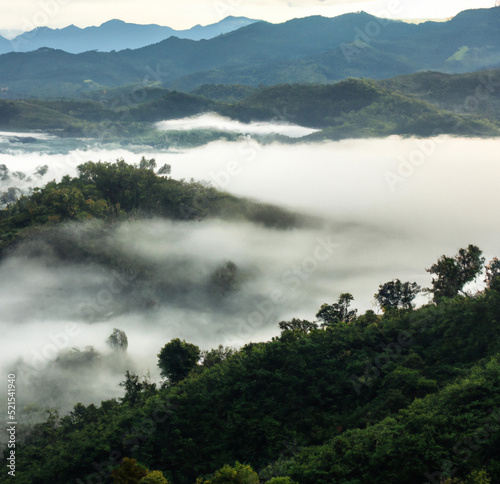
[2,72,500,141]
[380,69,500,122]
[426,245,485,300]
[138,470,170,484]
[278,318,318,334]
[0,158,306,257]
[190,84,257,102]
[200,462,259,484]
[157,339,201,383]
[112,457,148,484]
[316,292,357,326]
[266,357,500,484]
[4,248,500,484]
[200,345,236,369]
[375,279,421,312]
[484,257,500,291]
[119,371,156,406]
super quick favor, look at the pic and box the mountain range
[0,8,500,99]
[0,16,258,55]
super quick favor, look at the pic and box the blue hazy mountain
[1,8,499,98]
[0,35,11,55]
[6,16,258,54]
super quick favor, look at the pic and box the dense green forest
[1,245,500,483]
[1,72,500,146]
[1,160,500,484]
[0,158,305,257]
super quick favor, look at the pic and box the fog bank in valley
[1,133,499,421]
[156,113,320,138]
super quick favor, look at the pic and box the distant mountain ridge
[0,16,259,55]
[0,8,499,98]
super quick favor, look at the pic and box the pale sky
[0,0,497,34]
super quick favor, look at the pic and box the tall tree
[426,245,484,300]
[485,257,500,290]
[200,345,236,368]
[157,339,201,383]
[198,462,259,484]
[278,319,318,334]
[138,470,170,484]
[107,328,128,351]
[316,293,357,327]
[119,371,156,406]
[374,279,421,312]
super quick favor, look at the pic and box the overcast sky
[0,0,497,34]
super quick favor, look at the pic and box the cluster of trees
[5,262,500,483]
[151,245,494,391]
[0,158,300,256]
[143,244,500,484]
[314,245,487,328]
[109,458,296,484]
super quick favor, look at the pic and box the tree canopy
[157,339,201,383]
[374,279,421,312]
[316,292,357,326]
[426,244,485,300]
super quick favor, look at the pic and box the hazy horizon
[0,1,495,36]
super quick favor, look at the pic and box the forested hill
[1,75,499,143]
[0,159,308,257]
[1,7,500,97]
[379,68,500,121]
[1,233,500,483]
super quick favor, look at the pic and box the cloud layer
[156,114,319,138]
[2,134,500,419]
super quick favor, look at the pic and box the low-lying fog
[156,114,320,137]
[1,127,500,422]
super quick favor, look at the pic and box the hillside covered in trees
[1,72,500,146]
[1,250,500,483]
[0,158,305,257]
[1,160,500,484]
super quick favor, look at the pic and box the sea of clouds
[1,124,499,419]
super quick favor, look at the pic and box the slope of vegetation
[1,160,500,484]
[0,158,307,257]
[1,76,500,142]
[1,240,500,483]
[225,79,500,138]
[189,84,257,103]
[379,68,500,121]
